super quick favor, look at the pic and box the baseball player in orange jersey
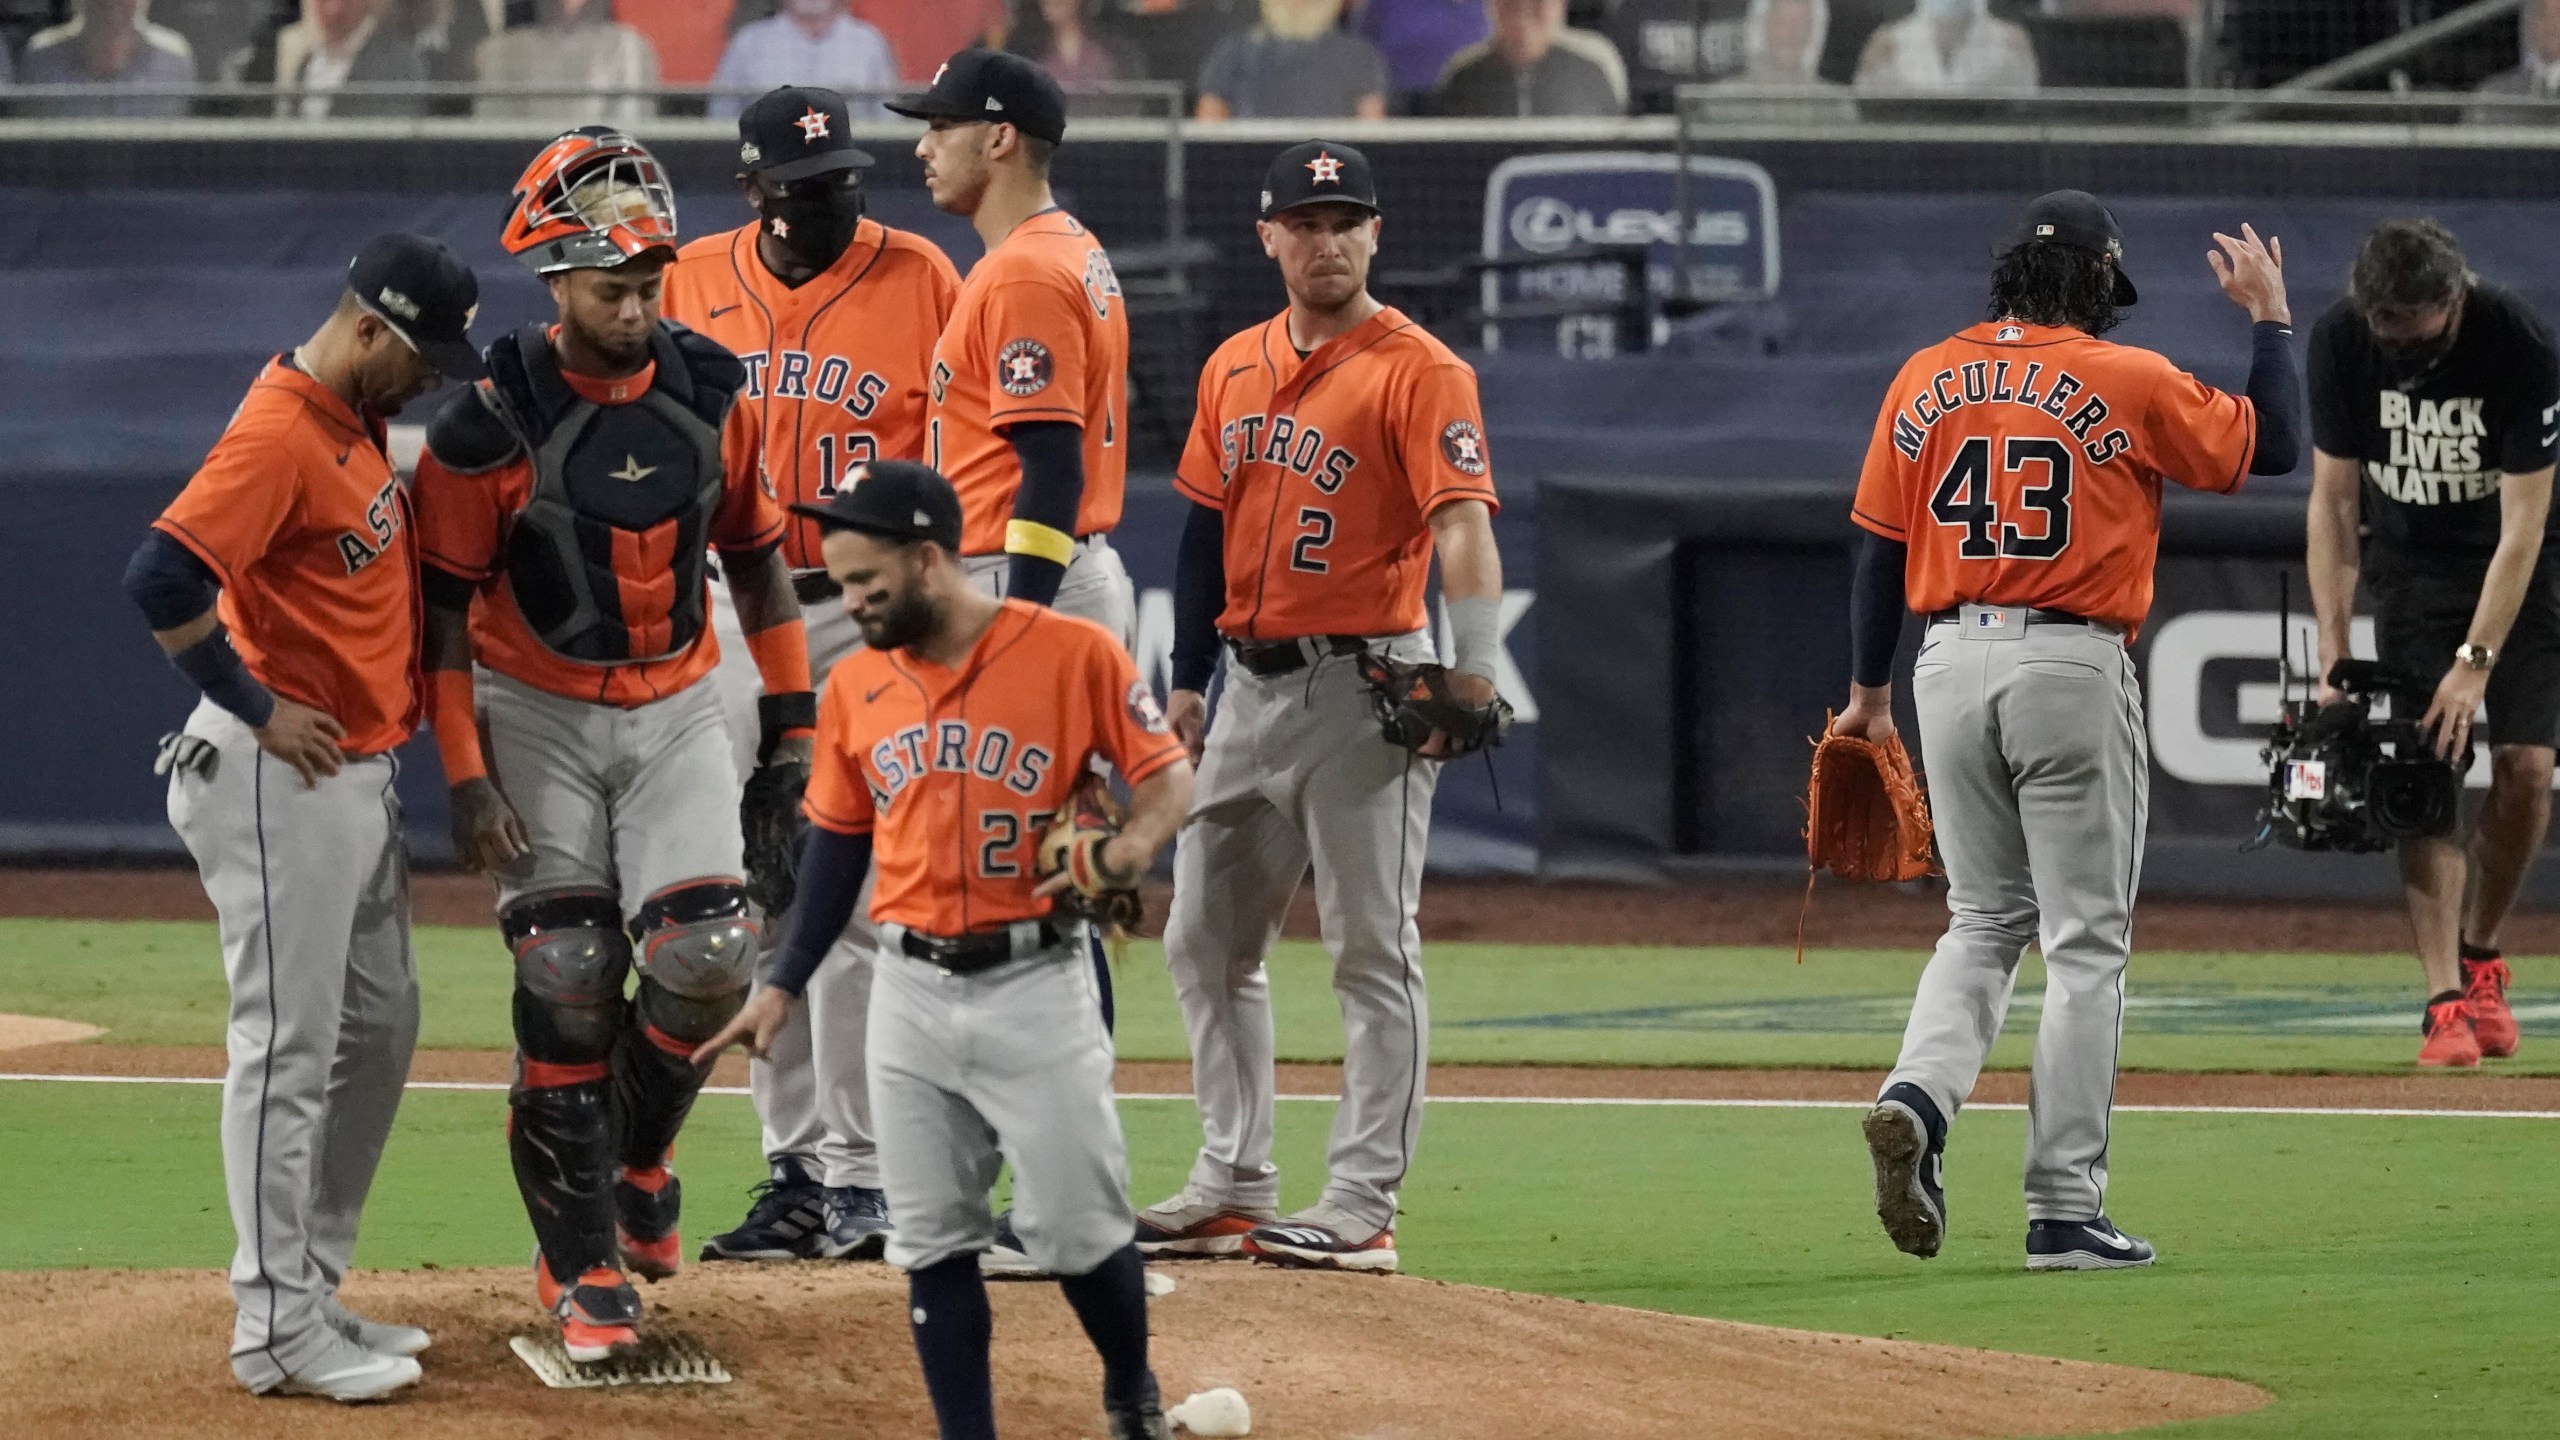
[664,84,961,1266]
[410,128,817,1362]
[696,461,1194,1440]
[1839,192,2300,1271]
[122,233,486,1402]
[1138,142,1508,1274]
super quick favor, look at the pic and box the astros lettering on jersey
[927,211,1131,555]
[664,219,960,570]
[154,358,422,753]
[1852,320,2256,634]
[1176,306,1498,639]
[800,600,1183,936]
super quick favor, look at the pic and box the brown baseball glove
[1035,775,1145,934]
[1804,725,1937,884]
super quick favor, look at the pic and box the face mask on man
[766,173,865,269]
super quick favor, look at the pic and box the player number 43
[1927,435,2073,561]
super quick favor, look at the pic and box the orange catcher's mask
[501,126,679,275]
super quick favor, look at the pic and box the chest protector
[483,323,741,665]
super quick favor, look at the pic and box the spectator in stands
[852,0,1008,83]
[238,0,431,118]
[406,0,496,98]
[152,0,268,83]
[1012,0,1146,88]
[1607,0,1748,113]
[1354,0,1488,105]
[1697,0,1850,120]
[616,0,732,92]
[2469,0,2560,122]
[1852,0,2036,92]
[18,0,200,116]
[711,0,895,118]
[1098,0,1257,99]
[1431,0,1624,115]
[476,0,656,120]
[1197,0,1389,118]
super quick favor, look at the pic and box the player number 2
[1927,435,2073,561]
[813,433,878,499]
[1289,506,1334,574]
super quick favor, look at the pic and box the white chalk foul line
[2,1072,2555,1120]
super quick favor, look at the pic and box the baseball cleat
[2024,1216,2157,1271]
[2462,951,2518,1058]
[1104,1372,1174,1440]
[1864,1082,1947,1260]
[320,1295,431,1357]
[262,1332,424,1403]
[2419,994,2482,1068]
[1133,1188,1276,1258]
[980,1211,1051,1279]
[700,1157,827,1261]
[1242,1203,1398,1273]
[614,1161,683,1281]
[817,1184,893,1260]
[535,1252,644,1363]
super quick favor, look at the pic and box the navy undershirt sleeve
[1004,420,1085,608]
[2245,320,2304,477]
[768,826,875,997]
[1171,500,1226,693]
[123,528,220,631]
[1849,529,1909,689]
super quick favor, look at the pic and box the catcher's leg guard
[613,882,757,1167]
[503,889,632,1282]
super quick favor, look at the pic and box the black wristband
[171,627,277,728]
[757,690,817,765]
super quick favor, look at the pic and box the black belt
[1927,606,2092,628]
[899,921,1067,975]
[792,571,842,605]
[1227,635,1368,678]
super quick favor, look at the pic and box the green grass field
[3,913,2555,1438]
[9,917,2559,1074]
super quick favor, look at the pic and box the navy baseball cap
[738,85,875,183]
[1996,190,2138,306]
[347,232,485,379]
[887,48,1068,145]
[790,460,964,551]
[1260,140,1380,221]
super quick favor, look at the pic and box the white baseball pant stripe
[165,699,418,1389]
[1885,611,2148,1221]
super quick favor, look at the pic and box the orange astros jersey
[413,360,785,708]
[1852,320,2257,635]
[800,601,1185,937]
[1175,307,1498,640]
[664,218,960,571]
[155,357,421,755]
[926,210,1130,555]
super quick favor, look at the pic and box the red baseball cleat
[2462,953,2518,1059]
[2419,995,2482,1069]
[535,1252,643,1364]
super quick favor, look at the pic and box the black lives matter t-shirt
[2309,282,2560,557]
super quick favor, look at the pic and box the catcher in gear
[1839,191,2298,1272]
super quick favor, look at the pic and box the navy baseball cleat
[2025,1216,2157,1270]
[1104,1371,1173,1440]
[1863,1081,1947,1259]
[700,1156,827,1261]
[817,1183,893,1260]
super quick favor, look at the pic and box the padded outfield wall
[8,118,2560,895]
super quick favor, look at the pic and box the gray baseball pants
[1885,607,2148,1221]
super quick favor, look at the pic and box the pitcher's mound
[0,1265,2264,1439]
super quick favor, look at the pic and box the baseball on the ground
[1167,1386,1252,1436]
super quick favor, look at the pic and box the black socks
[908,1254,996,1440]
[1058,1242,1153,1410]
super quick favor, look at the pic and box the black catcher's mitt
[1035,774,1145,934]
[1355,653,1514,758]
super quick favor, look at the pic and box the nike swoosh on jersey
[1227,365,1253,378]
[865,683,891,703]
[711,304,741,318]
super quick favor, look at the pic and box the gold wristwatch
[2456,643,2497,671]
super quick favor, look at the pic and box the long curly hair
[1986,242,2123,337]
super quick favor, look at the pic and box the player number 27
[1927,435,2073,561]
[977,809,1055,880]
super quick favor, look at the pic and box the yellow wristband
[1003,519,1076,566]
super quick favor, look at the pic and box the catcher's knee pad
[504,889,632,1065]
[631,881,759,1000]
[632,974,744,1047]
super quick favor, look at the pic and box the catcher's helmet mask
[502,126,680,276]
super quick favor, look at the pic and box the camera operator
[2307,219,2560,1068]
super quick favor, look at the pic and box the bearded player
[1840,193,2299,1270]
[665,84,961,1266]
[412,128,815,1360]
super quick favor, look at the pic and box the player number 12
[813,433,878,499]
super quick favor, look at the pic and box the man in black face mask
[664,84,965,1267]
[2308,218,2560,1069]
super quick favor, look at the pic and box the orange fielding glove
[1804,725,1938,884]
